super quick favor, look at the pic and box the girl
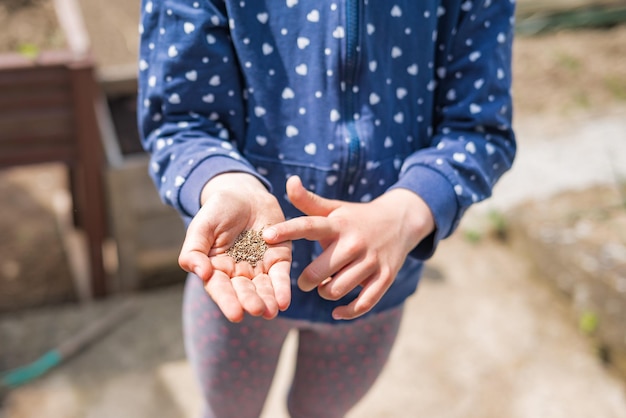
[138,1,516,416]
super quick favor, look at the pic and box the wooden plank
[0,137,74,152]
[0,134,74,149]
[0,67,69,88]
[0,108,74,140]
[0,88,72,111]
[69,63,108,297]
[0,146,76,167]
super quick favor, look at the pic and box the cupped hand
[178,173,292,322]
[263,176,435,320]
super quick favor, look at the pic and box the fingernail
[263,227,277,241]
[332,311,344,320]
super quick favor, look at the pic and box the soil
[513,24,626,121]
[0,0,625,312]
[0,164,75,312]
[0,0,65,54]
[508,186,626,379]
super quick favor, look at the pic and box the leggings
[183,274,404,418]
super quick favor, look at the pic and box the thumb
[286,176,340,216]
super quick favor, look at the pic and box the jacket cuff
[179,156,271,217]
[388,165,459,260]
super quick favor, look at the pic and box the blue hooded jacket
[137,0,516,323]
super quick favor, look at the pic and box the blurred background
[0,0,625,417]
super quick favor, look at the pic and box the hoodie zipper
[343,0,361,193]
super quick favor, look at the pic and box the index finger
[262,216,335,244]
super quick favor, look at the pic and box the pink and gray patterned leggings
[183,275,404,418]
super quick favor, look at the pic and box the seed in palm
[226,229,267,267]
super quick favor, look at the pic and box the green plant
[487,210,508,241]
[571,89,591,109]
[463,229,483,244]
[556,52,582,72]
[579,310,599,335]
[17,43,39,59]
[604,76,626,101]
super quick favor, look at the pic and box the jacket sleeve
[389,0,517,259]
[137,0,268,223]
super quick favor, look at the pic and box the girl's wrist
[377,189,436,252]
[201,172,268,205]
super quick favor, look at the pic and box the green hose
[0,299,136,395]
[1,350,62,389]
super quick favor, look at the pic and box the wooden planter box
[0,0,184,305]
[0,50,108,299]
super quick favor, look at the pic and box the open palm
[178,174,292,322]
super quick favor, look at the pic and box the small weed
[17,43,39,59]
[555,52,582,72]
[463,229,483,244]
[597,344,612,366]
[579,310,599,335]
[572,90,591,109]
[487,210,508,241]
[604,76,626,101]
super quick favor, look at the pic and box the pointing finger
[262,216,335,244]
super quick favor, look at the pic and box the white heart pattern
[184,22,195,34]
[307,10,320,22]
[297,37,310,49]
[286,125,299,137]
[391,5,402,17]
[282,88,295,99]
[262,43,274,55]
[257,12,269,24]
[453,153,467,163]
[295,64,308,76]
[304,143,317,155]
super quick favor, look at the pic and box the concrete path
[2,111,626,417]
[479,107,626,213]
